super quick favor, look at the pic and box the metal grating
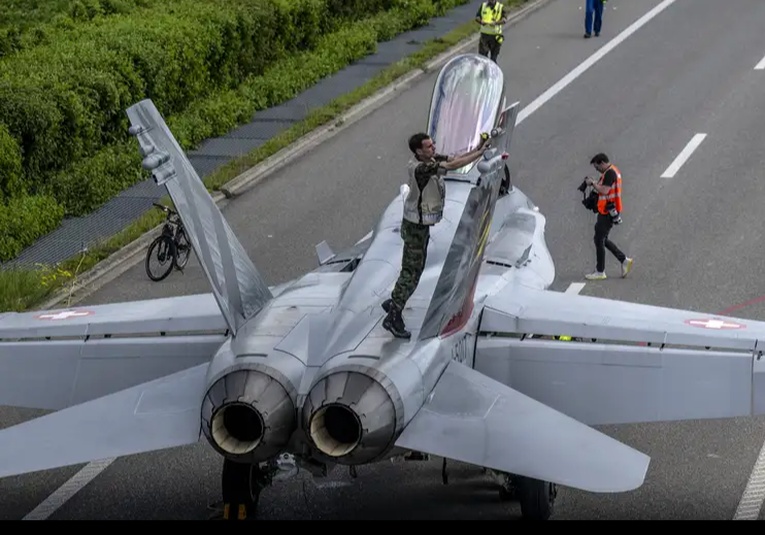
[192,137,268,159]
[3,1,480,269]
[224,120,297,140]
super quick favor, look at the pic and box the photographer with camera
[580,153,634,281]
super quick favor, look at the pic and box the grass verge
[0,0,529,313]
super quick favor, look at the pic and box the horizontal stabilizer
[0,364,207,479]
[0,294,226,411]
[475,335,765,426]
[395,360,650,493]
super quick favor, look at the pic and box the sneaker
[382,308,411,339]
[584,33,591,38]
[585,271,607,280]
[621,257,634,278]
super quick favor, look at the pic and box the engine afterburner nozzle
[201,369,296,463]
[303,370,401,464]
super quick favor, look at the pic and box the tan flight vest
[403,158,445,226]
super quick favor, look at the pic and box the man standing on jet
[382,132,490,339]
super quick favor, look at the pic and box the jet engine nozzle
[309,403,362,457]
[201,369,296,463]
[303,370,401,464]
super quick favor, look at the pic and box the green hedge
[0,195,65,261]
[0,0,397,195]
[0,0,469,261]
[0,0,159,59]
[0,122,23,200]
[0,0,151,32]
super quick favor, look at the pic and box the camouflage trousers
[391,219,431,310]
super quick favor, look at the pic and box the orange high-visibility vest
[597,164,622,215]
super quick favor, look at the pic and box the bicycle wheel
[145,235,176,281]
[174,227,191,270]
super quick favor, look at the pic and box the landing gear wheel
[498,485,514,501]
[516,476,556,520]
[498,473,515,502]
[219,459,264,521]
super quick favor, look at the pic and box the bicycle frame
[155,203,184,240]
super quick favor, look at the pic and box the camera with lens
[578,177,598,213]
[606,202,622,225]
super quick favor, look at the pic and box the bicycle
[145,202,191,281]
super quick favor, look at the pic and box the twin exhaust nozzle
[201,368,400,465]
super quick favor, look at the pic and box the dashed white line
[22,458,115,521]
[734,440,765,520]
[660,133,707,178]
[516,0,679,125]
[754,53,765,70]
[565,282,586,294]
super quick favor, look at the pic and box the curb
[40,0,552,310]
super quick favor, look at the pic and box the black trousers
[478,33,502,62]
[594,213,626,272]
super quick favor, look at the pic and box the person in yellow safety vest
[475,1,507,64]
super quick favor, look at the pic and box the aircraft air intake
[303,370,401,464]
[201,369,296,463]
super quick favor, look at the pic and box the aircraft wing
[0,294,227,411]
[480,285,765,349]
[473,285,765,426]
[394,359,650,493]
[0,363,206,479]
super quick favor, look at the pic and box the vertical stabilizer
[419,102,519,339]
[126,99,272,335]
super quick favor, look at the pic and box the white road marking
[19,0,677,521]
[734,440,765,520]
[565,282,586,294]
[516,0,679,125]
[22,458,116,520]
[754,53,765,70]
[660,133,707,178]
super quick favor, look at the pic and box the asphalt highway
[3,0,765,520]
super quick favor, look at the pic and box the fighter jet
[1,53,765,521]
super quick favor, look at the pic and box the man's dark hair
[408,133,430,154]
[590,153,609,165]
